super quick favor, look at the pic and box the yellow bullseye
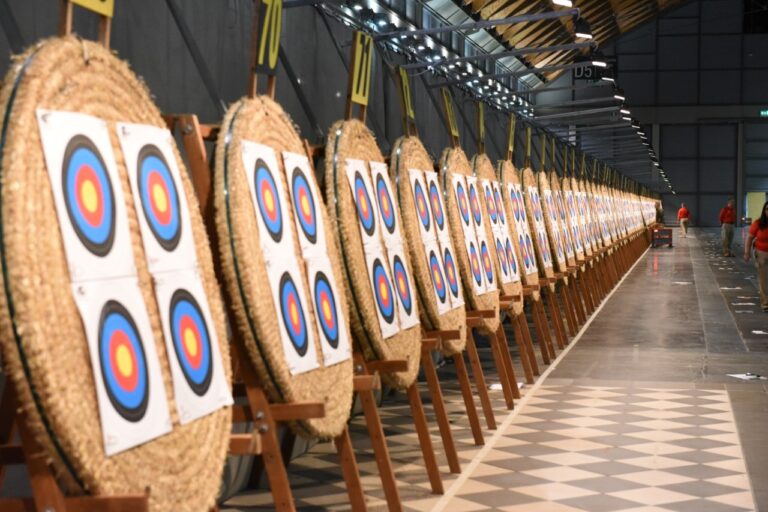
[289,301,299,324]
[301,195,311,216]
[81,179,99,213]
[115,344,133,377]
[379,281,388,301]
[183,327,198,357]
[151,182,168,213]
[264,188,274,212]
[322,299,332,320]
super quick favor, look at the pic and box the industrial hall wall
[602,0,768,227]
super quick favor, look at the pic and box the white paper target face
[345,159,382,250]
[265,257,321,375]
[424,171,450,238]
[441,243,464,309]
[70,276,171,456]
[478,238,497,292]
[153,268,233,424]
[464,237,487,295]
[493,233,514,285]
[36,110,136,282]
[481,179,500,233]
[117,122,198,274]
[364,249,400,339]
[501,233,522,283]
[409,170,436,242]
[451,174,474,232]
[370,161,403,247]
[423,240,450,314]
[282,151,329,259]
[305,255,352,367]
[241,141,296,264]
[387,243,420,330]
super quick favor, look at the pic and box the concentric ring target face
[517,189,527,221]
[428,181,445,230]
[457,182,470,226]
[469,183,482,225]
[414,180,430,231]
[169,289,213,396]
[496,239,509,276]
[444,247,460,298]
[372,259,396,324]
[511,188,521,222]
[375,174,396,234]
[353,171,376,237]
[254,158,284,243]
[506,238,517,275]
[291,166,318,244]
[392,255,413,315]
[62,135,116,256]
[485,186,498,223]
[525,234,534,265]
[481,241,494,284]
[98,301,149,422]
[520,234,530,269]
[137,145,181,251]
[279,273,310,356]
[494,189,506,224]
[313,271,339,349]
[469,242,482,286]
[429,250,447,303]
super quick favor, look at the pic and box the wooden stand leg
[571,276,588,324]
[515,313,540,378]
[580,269,596,314]
[545,288,567,350]
[452,354,485,446]
[487,328,515,410]
[559,283,578,339]
[420,350,461,473]
[465,331,497,430]
[495,327,522,399]
[532,299,554,363]
[356,378,403,512]
[334,427,369,512]
[406,384,444,495]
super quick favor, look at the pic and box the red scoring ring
[75,164,104,227]
[179,316,203,369]
[109,331,139,392]
[147,170,173,226]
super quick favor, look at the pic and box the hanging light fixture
[574,16,593,39]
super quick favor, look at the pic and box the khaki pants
[679,218,689,237]
[757,250,768,309]
[721,223,734,255]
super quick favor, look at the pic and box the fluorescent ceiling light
[592,60,607,67]
[614,93,625,101]
[620,109,630,115]
[601,76,615,82]
[553,0,573,6]
[622,116,631,121]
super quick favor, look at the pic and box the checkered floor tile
[221,380,756,511]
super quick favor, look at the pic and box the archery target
[466,239,485,293]
[410,171,433,239]
[307,256,351,367]
[510,184,522,223]
[443,245,463,306]
[263,256,320,375]
[71,277,171,455]
[37,110,136,281]
[427,174,447,235]
[153,269,233,423]
[493,184,506,226]
[168,289,213,396]
[505,237,519,278]
[519,234,530,271]
[345,159,380,246]
[242,141,296,260]
[117,123,198,274]
[99,300,149,422]
[389,246,419,329]
[483,181,498,226]
[283,151,328,255]
[426,242,449,312]
[468,178,482,227]
[367,255,399,339]
[495,236,512,284]
[453,174,471,228]
[370,161,402,243]
[480,240,495,287]
[63,136,116,256]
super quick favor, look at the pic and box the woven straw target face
[0,37,230,511]
[439,147,499,333]
[473,154,522,311]
[560,177,585,261]
[537,171,568,273]
[549,172,576,266]
[325,120,421,390]
[521,167,555,285]
[215,97,353,439]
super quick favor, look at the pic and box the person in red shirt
[744,200,768,311]
[677,203,690,238]
[719,198,737,256]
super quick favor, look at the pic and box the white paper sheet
[424,171,450,238]
[409,169,436,242]
[305,255,352,367]
[282,151,329,259]
[387,243,420,330]
[369,162,403,247]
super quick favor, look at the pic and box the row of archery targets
[0,2,659,511]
